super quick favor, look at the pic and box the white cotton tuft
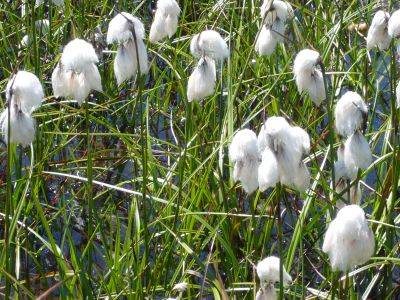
[389,9,400,38]
[292,162,310,192]
[229,129,259,162]
[298,69,325,105]
[233,159,260,194]
[293,49,320,75]
[0,106,36,146]
[114,40,149,85]
[114,44,137,85]
[344,132,372,171]
[20,35,30,48]
[256,0,291,56]
[334,145,360,207]
[257,116,290,153]
[172,282,188,292]
[256,256,292,285]
[335,91,368,137]
[36,0,64,6]
[84,63,103,92]
[278,153,306,191]
[256,287,277,300]
[396,81,400,108]
[255,26,280,56]
[290,126,311,155]
[60,38,99,73]
[107,12,145,44]
[257,117,310,191]
[293,49,325,105]
[107,14,149,85]
[279,126,310,191]
[260,0,292,24]
[187,56,216,102]
[258,148,279,191]
[334,145,357,181]
[156,0,181,16]
[322,204,375,271]
[334,146,347,179]
[366,10,391,50]
[51,64,69,98]
[149,0,181,42]
[52,39,102,105]
[190,30,229,61]
[6,71,44,113]
[229,129,260,194]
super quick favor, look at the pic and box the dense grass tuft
[0,0,399,299]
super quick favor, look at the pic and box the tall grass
[0,0,399,299]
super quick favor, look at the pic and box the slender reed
[85,96,94,282]
[5,80,13,299]
[319,62,336,204]
[276,183,284,299]
[131,23,151,292]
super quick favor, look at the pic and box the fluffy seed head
[114,40,149,85]
[335,91,368,137]
[261,0,292,24]
[52,40,102,105]
[290,126,311,155]
[60,39,99,73]
[156,0,181,16]
[257,116,290,153]
[258,148,279,191]
[107,12,145,44]
[36,0,64,6]
[20,35,30,48]
[293,49,321,75]
[229,129,259,162]
[293,49,325,105]
[388,9,400,38]
[0,106,36,146]
[334,145,357,181]
[297,69,325,105]
[255,26,280,56]
[334,145,359,207]
[256,256,292,285]
[256,287,277,300]
[149,0,181,42]
[190,30,229,60]
[187,56,216,102]
[322,205,375,271]
[257,117,310,191]
[6,71,44,113]
[366,10,391,50]
[256,1,290,56]
[233,158,260,194]
[230,129,260,194]
[290,162,311,192]
[344,132,372,171]
[172,282,188,292]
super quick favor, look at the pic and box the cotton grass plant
[0,0,399,299]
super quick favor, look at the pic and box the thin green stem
[85,96,94,295]
[320,62,336,207]
[5,90,12,299]
[276,183,284,299]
